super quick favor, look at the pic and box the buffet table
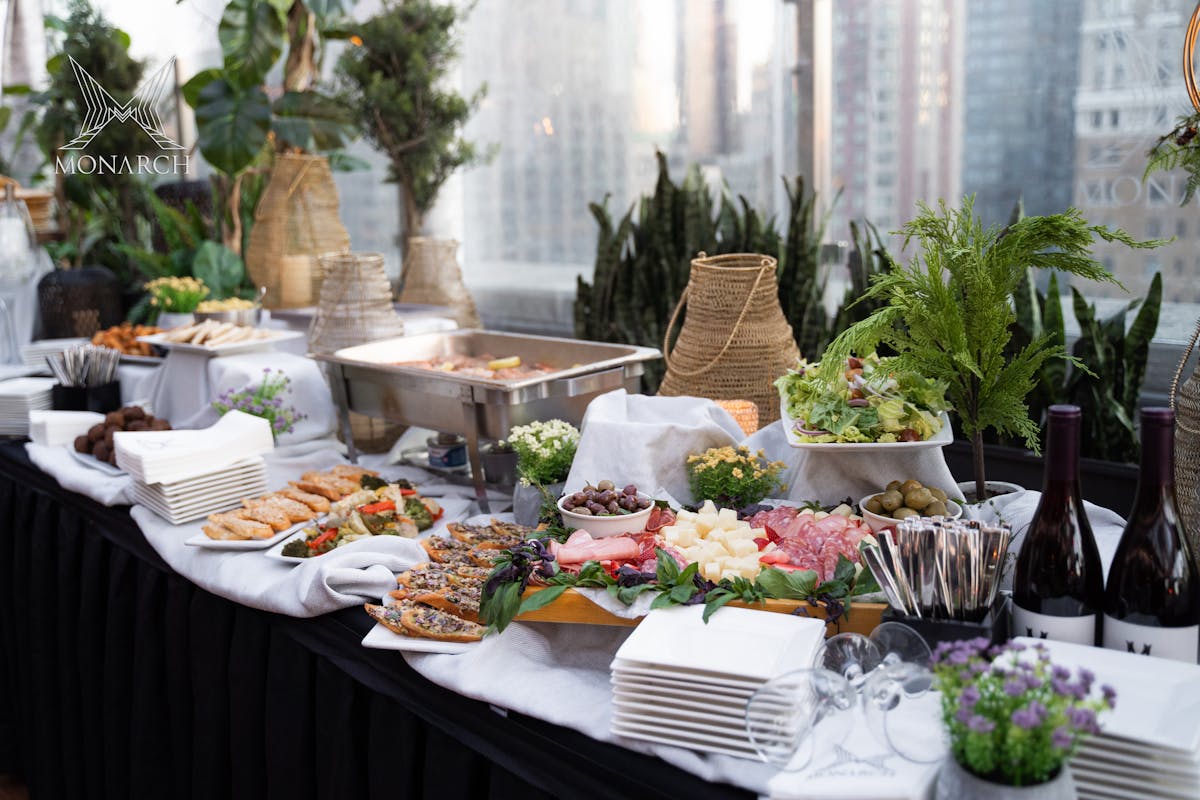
[0,442,751,800]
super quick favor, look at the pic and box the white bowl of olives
[558,480,654,538]
[858,479,961,532]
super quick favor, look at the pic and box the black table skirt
[0,443,753,800]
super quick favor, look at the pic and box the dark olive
[574,506,593,516]
[587,502,605,515]
[597,479,616,492]
[637,498,651,509]
[623,484,637,496]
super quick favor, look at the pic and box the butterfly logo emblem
[60,56,185,152]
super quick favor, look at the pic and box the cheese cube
[815,511,828,520]
[750,527,768,539]
[830,503,853,518]
[717,507,739,525]
[703,561,723,582]
[699,500,717,515]
[720,568,742,583]
[674,526,697,548]
[730,538,760,558]
[695,513,719,535]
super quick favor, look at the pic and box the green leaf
[649,592,677,611]
[480,580,522,631]
[669,584,697,604]
[192,241,246,299]
[756,567,818,600]
[219,0,285,88]
[613,583,656,605]
[272,90,355,152]
[655,548,680,584]
[572,560,615,588]
[192,78,271,176]
[814,580,848,599]
[182,68,222,108]
[516,584,568,615]
[325,150,370,172]
[0,84,31,96]
[0,107,11,134]
[702,590,738,622]
[832,554,856,585]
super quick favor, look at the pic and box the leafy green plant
[822,197,1160,500]
[1146,111,1200,204]
[576,154,838,392]
[335,0,490,251]
[503,419,580,486]
[685,445,785,509]
[183,0,357,255]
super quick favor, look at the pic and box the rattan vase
[398,237,480,328]
[658,253,799,422]
[310,251,406,453]
[1171,317,1200,553]
[245,153,350,309]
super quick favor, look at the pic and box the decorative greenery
[685,445,786,509]
[821,197,1161,500]
[335,0,490,246]
[933,638,1114,787]
[144,276,209,314]
[213,367,306,438]
[480,539,865,634]
[1003,200,1163,464]
[1146,111,1200,204]
[502,419,580,486]
[576,153,838,392]
[183,0,358,255]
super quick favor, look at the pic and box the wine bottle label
[1012,605,1096,645]
[1102,615,1200,663]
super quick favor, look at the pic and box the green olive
[864,496,884,514]
[925,500,948,517]
[892,507,919,520]
[879,490,904,512]
[886,480,904,492]
[597,479,616,492]
[929,487,948,503]
[904,487,934,511]
[900,479,923,495]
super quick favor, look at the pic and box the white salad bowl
[856,493,962,533]
[557,493,654,539]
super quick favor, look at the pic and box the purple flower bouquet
[212,367,306,438]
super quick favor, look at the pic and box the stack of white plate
[0,377,56,435]
[20,338,89,371]
[1020,638,1200,799]
[609,605,827,759]
[129,456,269,524]
[114,410,274,484]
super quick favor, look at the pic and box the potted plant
[335,0,490,327]
[932,638,1115,799]
[821,197,1159,503]
[504,420,580,525]
[212,367,307,441]
[685,445,786,509]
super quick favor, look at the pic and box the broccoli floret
[280,539,310,558]
[359,474,388,490]
[404,497,434,531]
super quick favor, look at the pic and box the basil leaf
[655,547,680,584]
[786,569,818,597]
[649,591,677,610]
[614,583,656,605]
[517,584,569,615]
[669,584,696,604]
[702,590,738,622]
[755,567,798,599]
[676,561,699,586]
[833,554,857,585]
[480,581,522,631]
[814,580,849,599]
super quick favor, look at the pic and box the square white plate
[131,478,271,512]
[185,515,324,550]
[360,596,479,654]
[1017,638,1200,754]
[612,659,768,690]
[137,329,302,356]
[612,604,825,682]
[613,673,756,700]
[612,682,752,709]
[69,448,127,476]
[610,720,760,758]
[781,408,954,451]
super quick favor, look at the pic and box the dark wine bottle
[1012,405,1104,645]
[1103,407,1200,663]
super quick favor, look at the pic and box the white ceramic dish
[556,492,653,538]
[611,672,757,699]
[609,720,759,757]
[69,448,126,476]
[612,659,768,690]
[612,682,751,710]
[856,493,962,533]
[360,595,478,655]
[185,515,323,550]
[136,328,302,356]
[781,409,954,451]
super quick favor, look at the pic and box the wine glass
[743,667,857,771]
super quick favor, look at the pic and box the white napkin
[566,390,745,503]
[25,441,132,506]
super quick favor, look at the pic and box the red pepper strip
[358,500,395,515]
[308,528,337,550]
[430,506,444,521]
[399,488,417,496]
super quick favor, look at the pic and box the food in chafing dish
[91,323,163,355]
[364,520,541,642]
[201,464,379,541]
[278,476,443,558]
[391,353,557,381]
[161,319,275,347]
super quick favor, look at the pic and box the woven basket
[1171,317,1200,553]
[716,399,760,436]
[658,253,799,422]
[309,251,407,453]
[398,237,480,328]
[245,154,350,309]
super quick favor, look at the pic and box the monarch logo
[55,56,190,175]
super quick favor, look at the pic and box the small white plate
[360,596,479,654]
[137,328,302,356]
[612,673,756,700]
[610,720,759,758]
[613,658,769,690]
[69,448,126,476]
[131,480,271,515]
[185,515,323,550]
[781,409,954,451]
[611,708,757,739]
[612,697,766,729]
[612,683,750,709]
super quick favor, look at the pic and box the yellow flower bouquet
[685,445,785,509]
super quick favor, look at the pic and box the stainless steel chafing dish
[312,329,661,510]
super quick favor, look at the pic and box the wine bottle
[1103,407,1200,663]
[1012,405,1104,645]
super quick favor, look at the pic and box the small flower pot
[156,311,194,329]
[513,481,562,527]
[481,445,519,486]
[956,480,1025,506]
[937,757,1074,800]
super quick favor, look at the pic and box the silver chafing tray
[312,329,661,510]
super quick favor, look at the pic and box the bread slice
[288,479,341,501]
[206,511,273,540]
[277,486,331,513]
[364,603,411,637]
[468,546,505,568]
[330,464,379,480]
[249,494,312,523]
[202,523,242,541]
[236,504,291,532]
[409,587,482,623]
[420,536,472,563]
[399,603,485,642]
[446,522,523,548]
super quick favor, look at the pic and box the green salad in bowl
[775,354,950,443]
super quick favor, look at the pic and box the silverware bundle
[46,345,120,388]
[865,517,1010,622]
